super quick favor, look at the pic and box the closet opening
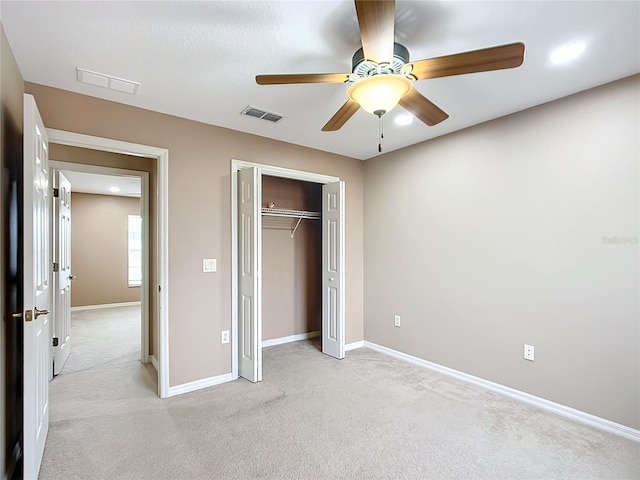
[261,176,323,351]
[231,160,345,383]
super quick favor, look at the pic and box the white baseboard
[167,372,234,397]
[150,355,158,372]
[345,340,364,351]
[364,341,640,443]
[262,331,320,348]
[71,301,141,312]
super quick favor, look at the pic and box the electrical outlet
[524,344,535,361]
[394,315,401,327]
[221,330,229,344]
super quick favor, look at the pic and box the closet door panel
[238,167,262,382]
[322,181,345,359]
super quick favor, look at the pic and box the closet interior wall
[261,175,322,342]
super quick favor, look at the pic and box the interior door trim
[46,129,170,398]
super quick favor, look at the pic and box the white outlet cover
[524,344,535,361]
[221,330,229,344]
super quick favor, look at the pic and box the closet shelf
[261,207,320,238]
[261,208,321,220]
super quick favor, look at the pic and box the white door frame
[46,129,170,398]
[49,161,150,365]
[230,159,340,379]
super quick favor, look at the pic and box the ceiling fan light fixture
[347,75,412,115]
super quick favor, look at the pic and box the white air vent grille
[241,106,284,123]
[77,68,140,95]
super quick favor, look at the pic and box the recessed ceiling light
[109,186,120,193]
[550,43,586,65]
[394,113,414,126]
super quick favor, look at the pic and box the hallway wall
[71,193,141,307]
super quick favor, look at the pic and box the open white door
[52,170,72,375]
[23,94,50,480]
[237,167,262,382]
[322,181,345,359]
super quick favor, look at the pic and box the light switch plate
[203,258,217,273]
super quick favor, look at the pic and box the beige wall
[26,82,365,387]
[70,192,141,307]
[364,75,640,429]
[262,176,322,341]
[51,144,157,174]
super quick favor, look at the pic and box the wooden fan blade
[322,99,360,131]
[399,88,449,126]
[410,42,525,80]
[354,0,395,64]
[256,73,351,85]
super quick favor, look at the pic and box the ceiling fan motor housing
[351,42,411,79]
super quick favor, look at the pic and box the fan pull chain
[378,112,384,153]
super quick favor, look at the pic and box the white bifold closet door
[322,181,345,359]
[238,167,262,382]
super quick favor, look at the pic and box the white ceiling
[62,171,141,198]
[2,1,639,160]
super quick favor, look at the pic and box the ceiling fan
[256,0,525,132]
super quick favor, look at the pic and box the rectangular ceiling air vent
[241,106,284,123]
[77,67,140,95]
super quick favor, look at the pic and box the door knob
[12,312,22,319]
[34,307,49,319]
[69,274,77,280]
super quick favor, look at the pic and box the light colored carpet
[40,306,639,480]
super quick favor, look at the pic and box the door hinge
[53,187,59,198]
[53,262,59,272]
[52,337,59,347]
